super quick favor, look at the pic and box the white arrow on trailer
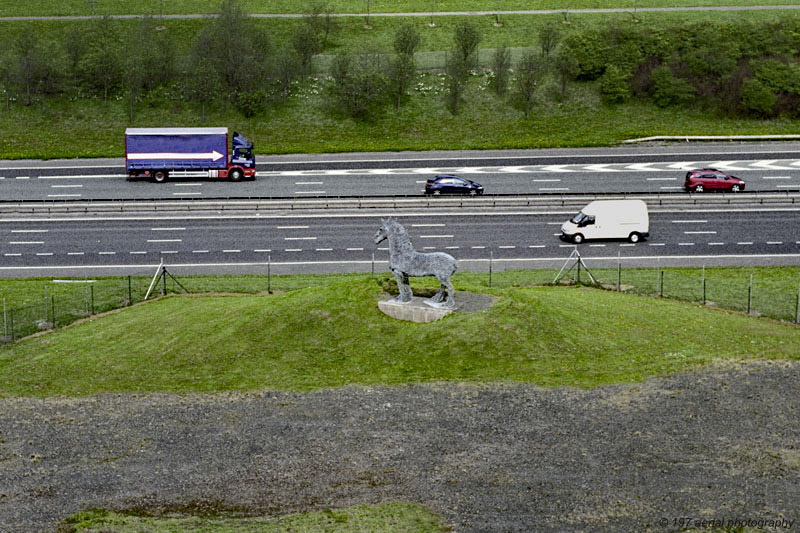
[127,150,225,161]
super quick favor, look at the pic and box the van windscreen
[570,212,586,224]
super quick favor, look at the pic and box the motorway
[2,143,800,277]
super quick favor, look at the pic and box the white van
[560,200,649,244]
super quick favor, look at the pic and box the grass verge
[62,502,446,533]
[1,276,797,397]
[1,11,799,158]
[3,0,799,17]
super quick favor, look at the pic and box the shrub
[562,31,608,80]
[650,66,695,107]
[740,77,776,116]
[749,58,800,94]
[600,65,631,104]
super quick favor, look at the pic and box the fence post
[161,266,166,296]
[9,309,13,342]
[747,274,752,315]
[91,285,95,315]
[795,287,799,324]
[658,267,663,297]
[44,284,49,324]
[84,279,89,314]
[51,296,56,328]
[268,256,272,294]
[128,275,132,305]
[489,251,493,288]
[3,297,6,340]
[617,253,621,292]
[371,252,375,278]
[702,265,706,305]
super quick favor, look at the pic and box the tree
[12,32,67,106]
[393,23,421,58]
[740,78,776,116]
[515,51,543,118]
[388,24,421,112]
[0,48,14,111]
[445,21,482,116]
[491,45,511,96]
[554,49,578,106]
[329,49,388,118]
[274,47,299,105]
[185,32,219,123]
[452,20,482,68]
[538,24,561,69]
[292,23,321,82]
[599,64,631,104]
[650,66,695,107]
[445,51,470,116]
[305,1,337,48]
[76,18,123,105]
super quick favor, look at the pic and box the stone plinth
[377,296,454,323]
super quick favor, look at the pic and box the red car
[684,168,745,193]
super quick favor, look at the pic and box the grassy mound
[62,502,446,533]
[1,278,797,397]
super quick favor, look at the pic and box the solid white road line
[295,181,323,185]
[9,241,44,244]
[11,229,48,233]
[277,225,310,229]
[419,234,453,238]
[173,183,202,187]
[684,231,716,234]
[284,236,316,240]
[151,227,186,231]
[647,177,676,181]
[50,184,83,188]
[47,194,81,197]
[172,192,202,196]
[294,191,326,194]
[672,220,708,223]
[763,176,791,179]
[147,239,182,243]
[411,223,446,227]
[37,174,122,179]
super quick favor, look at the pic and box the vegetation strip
[2,7,800,158]
[1,276,797,397]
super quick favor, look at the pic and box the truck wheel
[629,232,641,243]
[229,168,244,182]
[153,170,168,183]
[572,233,584,244]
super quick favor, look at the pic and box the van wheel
[572,233,584,244]
[153,170,168,183]
[229,168,244,182]
[629,232,640,243]
[694,184,704,193]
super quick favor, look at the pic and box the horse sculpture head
[373,217,395,245]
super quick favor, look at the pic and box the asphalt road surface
[3,144,800,200]
[1,208,798,277]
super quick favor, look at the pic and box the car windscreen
[570,212,586,224]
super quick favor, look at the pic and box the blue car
[425,174,484,196]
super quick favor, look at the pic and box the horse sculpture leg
[431,271,455,308]
[392,268,413,303]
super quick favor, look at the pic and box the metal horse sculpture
[373,218,458,309]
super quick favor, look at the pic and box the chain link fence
[2,262,799,344]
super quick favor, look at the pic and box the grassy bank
[5,0,799,17]
[63,503,446,533]
[1,276,798,397]
[2,10,799,158]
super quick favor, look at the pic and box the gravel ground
[1,359,798,532]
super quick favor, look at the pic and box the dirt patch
[1,360,798,532]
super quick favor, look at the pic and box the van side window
[580,216,595,227]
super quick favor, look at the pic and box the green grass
[2,11,799,158]
[62,502,446,533]
[1,276,798,397]
[3,0,798,17]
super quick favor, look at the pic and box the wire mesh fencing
[1,262,798,344]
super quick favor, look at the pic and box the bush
[650,66,695,107]
[562,31,608,81]
[749,58,800,94]
[740,78,776,116]
[600,65,631,104]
